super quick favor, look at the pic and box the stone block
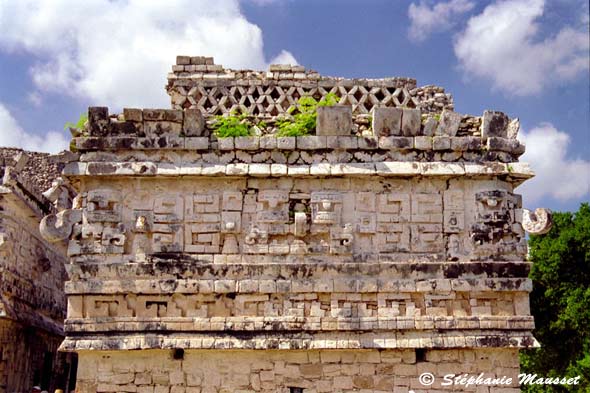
[372,107,402,137]
[88,106,110,137]
[487,137,524,154]
[123,108,143,122]
[433,136,451,150]
[235,136,259,150]
[435,110,462,136]
[259,136,277,149]
[451,137,482,151]
[217,137,234,150]
[358,136,378,149]
[326,136,358,149]
[316,106,352,136]
[481,110,509,139]
[379,137,413,149]
[423,116,438,136]
[297,136,326,149]
[183,109,205,136]
[185,137,209,150]
[414,136,432,150]
[277,137,296,149]
[143,109,183,122]
[176,55,191,65]
[401,108,421,136]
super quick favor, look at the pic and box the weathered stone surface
[316,106,352,136]
[401,108,421,136]
[0,149,75,392]
[481,110,510,139]
[372,107,402,137]
[142,109,183,122]
[124,108,143,122]
[436,110,462,136]
[183,108,205,136]
[88,106,110,137]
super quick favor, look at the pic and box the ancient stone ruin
[39,56,552,392]
[0,149,77,393]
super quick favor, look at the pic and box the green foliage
[212,111,252,138]
[64,112,88,131]
[276,93,339,137]
[520,203,590,392]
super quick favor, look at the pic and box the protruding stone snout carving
[43,177,75,211]
[40,209,82,243]
[522,208,553,235]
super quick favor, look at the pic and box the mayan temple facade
[40,57,552,393]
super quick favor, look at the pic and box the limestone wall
[0,151,73,393]
[75,349,520,393]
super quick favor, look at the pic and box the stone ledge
[63,161,534,181]
[65,260,532,281]
[59,330,538,351]
[64,316,535,334]
[64,277,532,295]
[72,135,526,157]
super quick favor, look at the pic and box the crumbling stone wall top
[0,148,65,201]
[166,56,453,115]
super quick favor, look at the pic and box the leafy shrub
[64,112,88,131]
[212,111,252,138]
[276,93,339,137]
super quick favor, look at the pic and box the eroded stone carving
[39,209,82,243]
[522,208,553,234]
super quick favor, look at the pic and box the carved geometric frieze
[185,194,219,221]
[443,190,464,233]
[222,191,243,211]
[411,223,444,253]
[377,193,410,221]
[154,195,183,223]
[311,191,343,225]
[85,189,122,222]
[256,190,289,223]
[184,223,220,253]
[152,223,183,253]
[411,193,442,223]
[73,290,528,321]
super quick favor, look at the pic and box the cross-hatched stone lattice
[171,84,421,116]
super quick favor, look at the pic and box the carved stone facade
[0,150,76,393]
[41,58,548,392]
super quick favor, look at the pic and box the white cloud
[517,123,590,204]
[269,50,298,65]
[242,0,284,5]
[0,103,69,154]
[454,0,589,95]
[0,0,297,109]
[408,0,475,42]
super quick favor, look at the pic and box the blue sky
[0,0,588,212]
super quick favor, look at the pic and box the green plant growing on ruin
[276,93,339,137]
[64,112,88,131]
[212,111,253,138]
[64,112,88,138]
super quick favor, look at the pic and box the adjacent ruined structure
[40,57,552,392]
[0,149,76,393]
